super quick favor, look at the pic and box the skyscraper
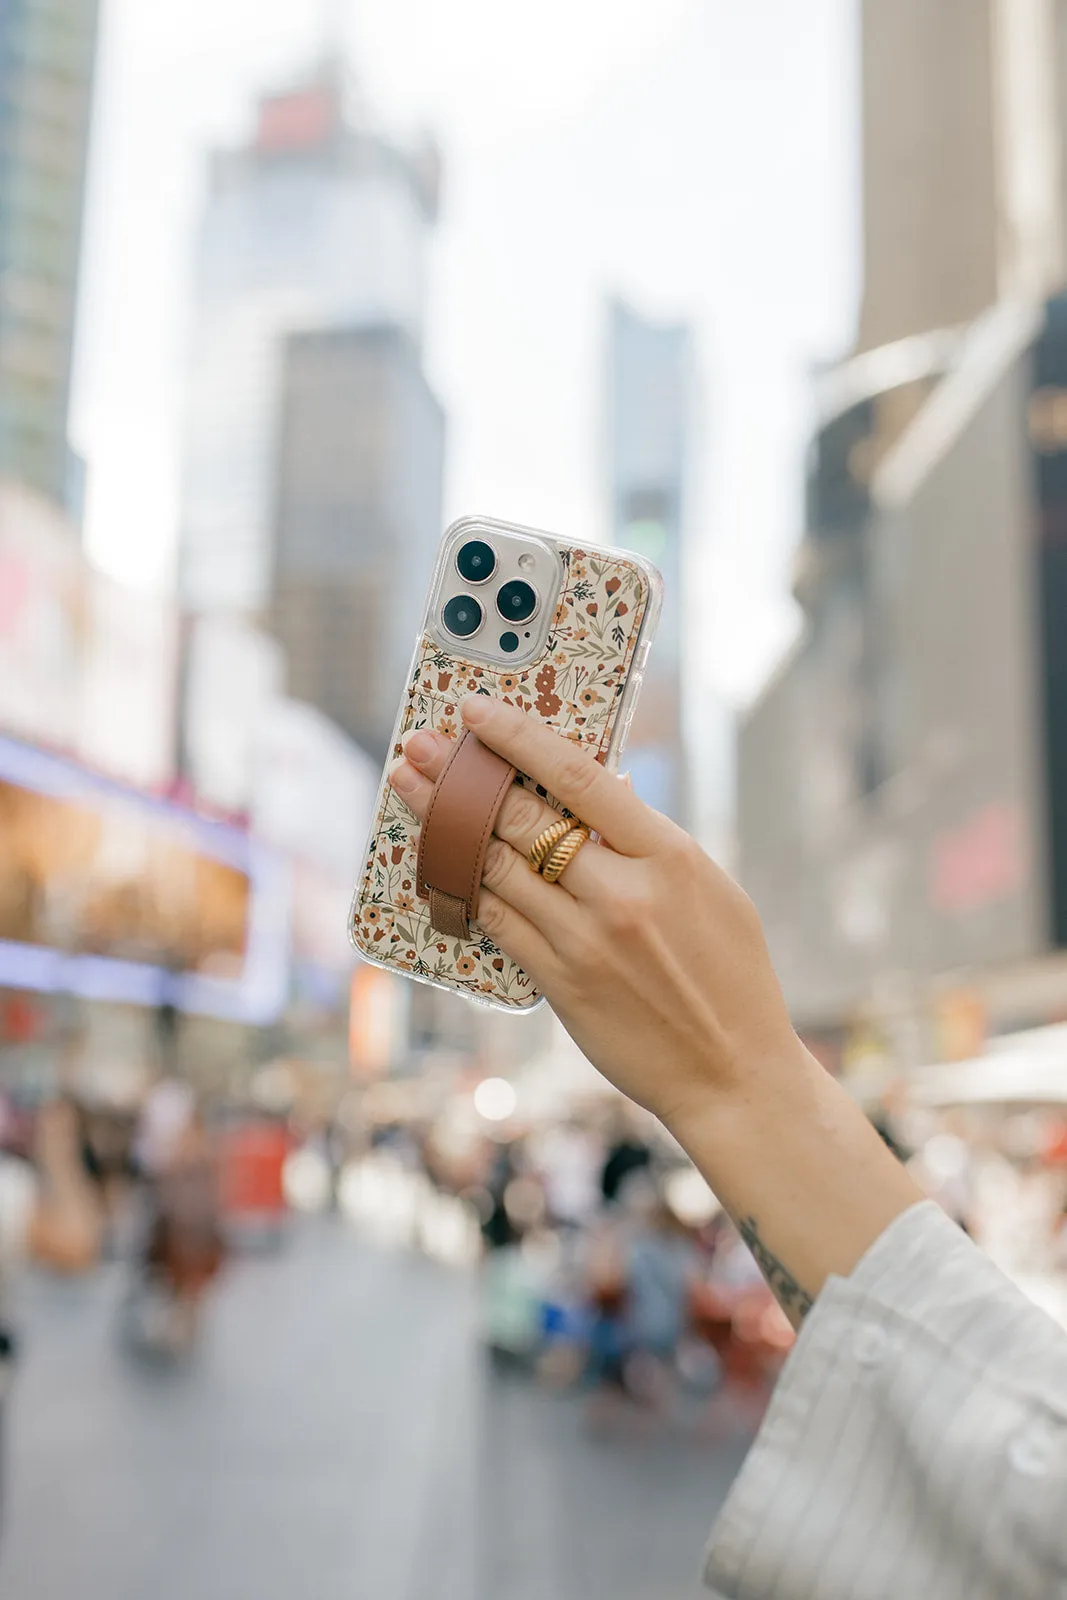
[178,61,439,619]
[858,0,1067,356]
[270,323,444,761]
[0,0,99,507]
[606,298,693,821]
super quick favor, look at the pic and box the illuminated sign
[0,736,287,1022]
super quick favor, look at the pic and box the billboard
[0,736,287,1023]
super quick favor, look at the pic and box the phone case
[350,515,662,1011]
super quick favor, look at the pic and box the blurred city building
[739,0,1067,1070]
[0,0,99,510]
[269,322,444,761]
[606,298,693,822]
[177,57,440,620]
[859,0,1067,358]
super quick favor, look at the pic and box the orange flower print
[477,980,496,994]
[586,601,598,617]
[402,878,412,890]
[393,742,404,759]
[439,716,457,738]
[499,674,519,693]
[554,651,567,665]
[578,687,601,708]
[466,678,478,691]
[615,601,629,617]
[573,626,589,641]
[553,601,568,628]
[436,941,447,953]
[406,949,417,960]
[395,891,415,913]
[391,844,406,864]
[534,662,562,719]
[456,955,477,977]
[437,671,453,691]
[605,576,621,597]
[363,906,383,926]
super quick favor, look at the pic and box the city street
[0,1221,748,1600]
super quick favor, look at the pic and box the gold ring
[541,824,591,884]
[528,815,574,872]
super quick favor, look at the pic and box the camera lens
[455,540,496,584]
[496,580,538,623]
[442,593,484,639]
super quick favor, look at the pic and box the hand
[388,694,806,1126]
[390,693,921,1324]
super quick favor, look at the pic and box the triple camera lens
[443,540,539,643]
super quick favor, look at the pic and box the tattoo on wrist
[738,1216,814,1319]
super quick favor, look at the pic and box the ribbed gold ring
[541,824,591,884]
[528,815,574,872]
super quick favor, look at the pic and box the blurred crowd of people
[6,1044,1067,1457]
[347,1103,795,1435]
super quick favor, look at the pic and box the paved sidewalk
[0,1220,747,1599]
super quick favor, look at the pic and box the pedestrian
[145,1103,226,1354]
[599,1104,651,1205]
[389,696,1067,1598]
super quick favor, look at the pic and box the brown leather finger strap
[416,729,517,939]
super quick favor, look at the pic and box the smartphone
[350,515,662,1011]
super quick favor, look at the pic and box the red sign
[930,803,1028,914]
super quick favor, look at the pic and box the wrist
[659,1040,922,1323]
[658,1030,816,1152]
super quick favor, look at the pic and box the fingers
[388,747,587,939]
[469,889,561,986]
[459,695,667,857]
[397,728,608,897]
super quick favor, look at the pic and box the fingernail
[461,693,491,725]
[389,761,421,796]
[405,731,438,767]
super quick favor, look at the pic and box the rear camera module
[499,631,520,653]
[455,539,497,584]
[442,594,484,639]
[496,579,538,624]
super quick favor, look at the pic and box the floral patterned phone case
[350,515,662,1010]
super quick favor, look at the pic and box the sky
[71,0,860,710]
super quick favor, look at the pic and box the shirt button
[853,1325,890,1367]
[1009,1426,1059,1478]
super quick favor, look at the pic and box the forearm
[664,1041,923,1327]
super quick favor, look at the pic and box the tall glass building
[0,0,98,507]
[178,61,440,619]
[606,298,693,822]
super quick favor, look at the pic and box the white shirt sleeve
[703,1200,1067,1599]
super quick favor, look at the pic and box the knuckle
[602,884,651,937]
[475,892,506,934]
[556,747,599,803]
[503,787,547,841]
[662,828,703,873]
[481,837,514,889]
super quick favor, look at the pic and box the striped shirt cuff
[703,1200,1067,1598]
